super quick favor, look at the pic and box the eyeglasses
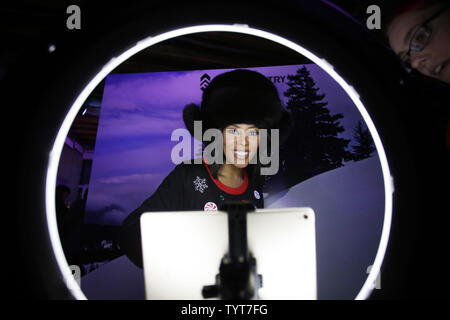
[399,4,449,71]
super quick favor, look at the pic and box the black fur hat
[183,69,293,144]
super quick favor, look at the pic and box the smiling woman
[118,69,294,268]
[385,0,450,83]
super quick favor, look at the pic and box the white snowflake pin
[193,176,208,193]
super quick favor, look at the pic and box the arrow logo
[200,73,211,91]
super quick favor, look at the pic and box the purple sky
[84,64,366,225]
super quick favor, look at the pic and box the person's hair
[380,0,446,37]
[56,185,70,197]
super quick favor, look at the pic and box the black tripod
[202,201,263,300]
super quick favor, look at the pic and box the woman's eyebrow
[229,124,257,129]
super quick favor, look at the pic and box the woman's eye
[413,28,429,45]
[415,33,425,43]
[227,129,239,135]
[247,130,258,136]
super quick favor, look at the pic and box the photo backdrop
[80,64,386,299]
[85,64,368,225]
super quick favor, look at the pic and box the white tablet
[140,207,317,300]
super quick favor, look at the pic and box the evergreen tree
[267,66,351,192]
[350,120,375,161]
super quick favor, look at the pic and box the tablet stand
[202,201,263,299]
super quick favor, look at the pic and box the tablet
[140,207,317,300]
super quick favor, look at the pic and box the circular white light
[45,24,393,300]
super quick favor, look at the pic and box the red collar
[202,158,248,195]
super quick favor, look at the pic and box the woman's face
[222,123,259,169]
[387,4,450,84]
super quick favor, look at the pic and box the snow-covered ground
[267,156,385,299]
[81,156,385,299]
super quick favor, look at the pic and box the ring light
[45,24,393,300]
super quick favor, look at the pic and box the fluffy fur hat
[183,69,293,144]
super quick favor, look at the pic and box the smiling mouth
[432,60,447,76]
[234,151,249,157]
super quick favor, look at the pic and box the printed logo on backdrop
[199,72,287,91]
[200,73,211,91]
[267,75,287,83]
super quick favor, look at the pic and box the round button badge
[254,190,260,199]
[204,201,218,211]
